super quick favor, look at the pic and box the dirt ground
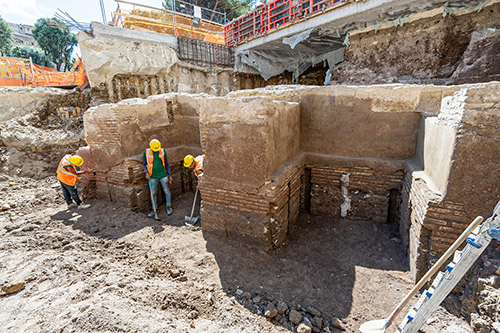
[0,176,473,332]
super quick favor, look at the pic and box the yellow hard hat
[184,155,194,168]
[149,139,161,152]
[69,155,83,166]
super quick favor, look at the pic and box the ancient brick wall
[83,93,203,211]
[400,173,437,280]
[309,164,404,222]
[198,95,302,250]
[426,201,470,254]
[200,165,303,250]
[80,83,499,278]
[399,82,500,280]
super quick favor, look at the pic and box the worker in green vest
[143,139,173,219]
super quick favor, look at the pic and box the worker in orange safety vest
[183,154,204,225]
[183,154,204,179]
[143,139,173,220]
[56,154,91,210]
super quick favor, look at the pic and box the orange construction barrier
[112,1,225,45]
[0,56,89,88]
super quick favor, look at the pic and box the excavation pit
[81,82,500,282]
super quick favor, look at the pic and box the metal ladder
[397,202,500,333]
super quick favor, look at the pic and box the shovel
[149,180,159,220]
[184,188,199,225]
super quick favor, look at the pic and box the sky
[0,0,164,26]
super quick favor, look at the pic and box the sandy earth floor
[0,176,472,332]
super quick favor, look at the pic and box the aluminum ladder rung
[399,219,495,333]
[452,250,463,262]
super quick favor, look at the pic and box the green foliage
[10,45,54,68]
[0,16,13,56]
[32,18,78,71]
[222,0,255,20]
[162,0,254,22]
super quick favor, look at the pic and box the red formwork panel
[224,0,348,46]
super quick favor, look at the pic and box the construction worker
[183,154,204,225]
[183,154,204,179]
[56,154,91,210]
[143,139,173,220]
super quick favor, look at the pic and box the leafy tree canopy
[162,0,255,23]
[32,18,77,71]
[10,45,54,68]
[0,16,12,56]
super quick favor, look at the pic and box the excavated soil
[0,175,474,332]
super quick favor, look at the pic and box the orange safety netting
[0,56,89,88]
[113,7,225,45]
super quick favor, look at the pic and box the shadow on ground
[49,193,410,331]
[204,213,410,330]
[51,193,198,239]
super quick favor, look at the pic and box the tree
[10,45,54,68]
[0,16,12,56]
[162,0,254,23]
[32,18,77,71]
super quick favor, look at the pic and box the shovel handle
[149,180,158,219]
[188,188,199,221]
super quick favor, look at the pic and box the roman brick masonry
[79,82,500,282]
[1,2,500,331]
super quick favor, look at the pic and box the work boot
[67,202,77,209]
[77,202,91,210]
[166,205,173,215]
[147,211,160,220]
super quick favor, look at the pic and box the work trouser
[149,176,172,210]
[60,181,82,206]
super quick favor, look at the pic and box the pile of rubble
[228,287,346,333]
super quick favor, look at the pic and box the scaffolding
[112,0,226,45]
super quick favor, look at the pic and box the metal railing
[112,0,225,45]
[224,0,350,46]
[163,0,226,25]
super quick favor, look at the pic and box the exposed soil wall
[79,23,258,105]
[329,2,500,85]
[250,2,500,86]
[0,87,90,178]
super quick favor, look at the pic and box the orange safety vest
[194,155,204,178]
[145,148,166,176]
[56,154,79,186]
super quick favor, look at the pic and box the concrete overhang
[232,0,491,80]
[235,0,489,54]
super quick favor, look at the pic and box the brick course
[308,164,404,222]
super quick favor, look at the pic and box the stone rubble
[227,287,346,332]
[0,281,25,296]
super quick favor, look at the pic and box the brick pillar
[198,96,301,250]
